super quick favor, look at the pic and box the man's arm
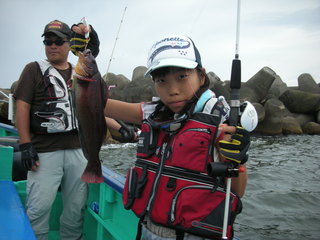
[15,99,39,171]
[106,117,140,143]
[15,100,31,144]
[105,117,121,131]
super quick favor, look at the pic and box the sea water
[101,135,320,240]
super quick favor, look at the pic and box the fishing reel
[239,101,258,132]
[207,162,245,178]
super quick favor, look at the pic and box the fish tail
[81,162,103,183]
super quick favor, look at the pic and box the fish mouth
[79,49,92,57]
[75,49,96,77]
[74,74,97,82]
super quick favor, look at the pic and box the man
[14,19,99,240]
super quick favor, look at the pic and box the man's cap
[42,20,71,39]
[145,35,202,76]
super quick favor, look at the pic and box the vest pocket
[148,176,241,239]
[122,166,154,217]
[170,128,212,172]
[31,108,69,134]
[167,185,241,239]
[137,122,159,158]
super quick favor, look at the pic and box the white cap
[145,35,202,77]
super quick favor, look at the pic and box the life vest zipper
[136,158,215,185]
[68,91,78,130]
[186,128,211,134]
[128,167,134,193]
[146,142,168,211]
[149,122,154,145]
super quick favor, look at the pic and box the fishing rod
[222,0,242,239]
[106,6,127,76]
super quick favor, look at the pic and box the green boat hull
[0,122,138,240]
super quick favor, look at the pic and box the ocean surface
[100,135,320,240]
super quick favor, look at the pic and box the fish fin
[81,171,104,183]
[81,162,103,183]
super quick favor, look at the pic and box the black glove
[119,125,138,142]
[19,142,39,171]
[219,126,250,165]
[70,24,100,57]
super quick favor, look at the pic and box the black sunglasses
[43,39,69,46]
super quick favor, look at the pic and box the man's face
[43,33,70,65]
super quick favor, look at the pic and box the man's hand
[72,23,90,35]
[218,126,250,165]
[119,125,139,142]
[70,24,100,57]
[19,142,39,171]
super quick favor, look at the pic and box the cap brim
[42,30,68,39]
[145,58,198,77]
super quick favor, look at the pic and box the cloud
[0,0,319,89]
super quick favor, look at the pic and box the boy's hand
[218,125,250,165]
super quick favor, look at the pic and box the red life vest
[123,103,242,239]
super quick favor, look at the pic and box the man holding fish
[13,19,105,239]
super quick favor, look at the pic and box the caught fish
[72,49,107,183]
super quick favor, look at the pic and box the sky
[0,0,319,89]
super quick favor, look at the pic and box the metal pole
[222,178,232,239]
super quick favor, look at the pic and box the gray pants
[142,216,211,240]
[26,149,88,240]
[142,225,211,240]
[142,225,239,240]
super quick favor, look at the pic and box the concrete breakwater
[1,66,319,135]
[104,66,320,135]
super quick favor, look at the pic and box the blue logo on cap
[149,37,191,63]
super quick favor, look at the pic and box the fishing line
[106,6,127,77]
[189,76,200,100]
[184,69,202,100]
[187,0,209,35]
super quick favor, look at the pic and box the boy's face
[153,68,205,113]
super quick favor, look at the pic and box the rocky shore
[1,66,319,136]
[104,66,320,135]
